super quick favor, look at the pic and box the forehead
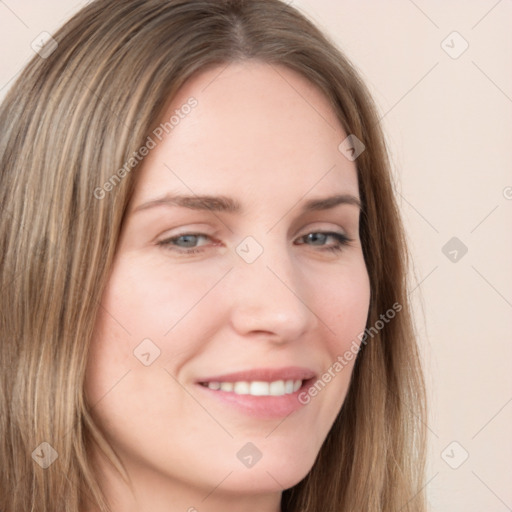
[132,60,358,204]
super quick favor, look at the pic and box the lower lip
[195,379,314,419]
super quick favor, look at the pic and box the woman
[0,1,427,511]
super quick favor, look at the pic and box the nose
[227,243,319,343]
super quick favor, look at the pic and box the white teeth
[269,380,285,395]
[233,381,250,394]
[220,382,233,392]
[206,379,303,396]
[250,381,269,395]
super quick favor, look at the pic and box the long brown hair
[0,1,427,510]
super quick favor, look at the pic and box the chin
[222,468,310,494]
[215,446,317,493]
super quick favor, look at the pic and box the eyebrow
[132,193,361,215]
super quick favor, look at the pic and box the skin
[84,60,370,512]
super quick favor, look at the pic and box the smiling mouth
[196,369,317,417]
[198,379,305,396]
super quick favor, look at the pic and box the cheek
[320,259,371,353]
[306,258,370,406]
[84,302,131,409]
[83,254,221,405]
[104,253,228,340]
[289,261,370,453]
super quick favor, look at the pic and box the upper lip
[196,366,317,384]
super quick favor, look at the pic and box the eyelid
[156,232,220,254]
[154,224,217,242]
[297,220,349,234]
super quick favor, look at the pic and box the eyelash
[157,231,353,255]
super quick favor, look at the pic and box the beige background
[1,1,511,510]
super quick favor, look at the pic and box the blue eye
[158,233,211,254]
[296,232,352,253]
[170,234,207,248]
[157,231,352,255]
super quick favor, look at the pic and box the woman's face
[84,61,370,511]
